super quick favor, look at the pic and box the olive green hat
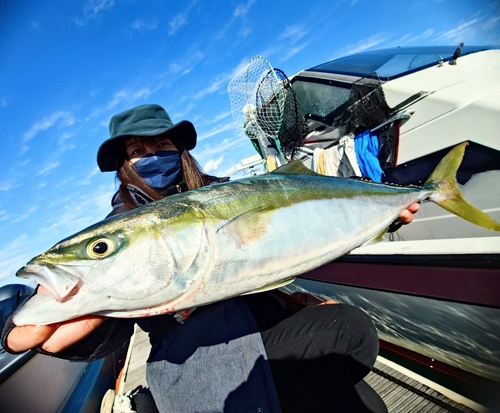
[97,104,197,172]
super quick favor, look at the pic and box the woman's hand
[386,202,420,233]
[400,202,420,225]
[6,286,105,354]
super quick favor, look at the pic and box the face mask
[133,150,182,190]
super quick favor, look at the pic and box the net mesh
[332,74,391,134]
[269,69,309,159]
[228,57,308,159]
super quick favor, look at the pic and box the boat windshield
[292,79,352,119]
[307,45,497,80]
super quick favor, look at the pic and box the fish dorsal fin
[241,278,296,295]
[271,160,318,176]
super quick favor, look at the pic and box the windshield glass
[292,79,351,119]
[308,45,496,80]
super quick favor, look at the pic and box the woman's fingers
[400,202,420,225]
[6,314,105,354]
[407,202,421,214]
[40,315,106,353]
[6,324,60,353]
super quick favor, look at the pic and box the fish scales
[12,143,500,326]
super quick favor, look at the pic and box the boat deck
[365,360,478,413]
[120,325,150,394]
[119,326,482,412]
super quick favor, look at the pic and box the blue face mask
[133,150,182,190]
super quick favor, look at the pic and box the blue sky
[1,0,499,287]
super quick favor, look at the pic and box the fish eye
[86,238,117,259]
[93,242,108,254]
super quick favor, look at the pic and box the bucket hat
[97,104,197,172]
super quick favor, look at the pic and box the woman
[3,104,419,413]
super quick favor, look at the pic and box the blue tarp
[354,130,383,182]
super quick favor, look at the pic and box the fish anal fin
[241,278,296,295]
[361,229,388,246]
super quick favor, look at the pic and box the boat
[0,284,128,413]
[230,45,500,411]
[290,44,500,240]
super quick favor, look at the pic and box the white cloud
[12,207,37,223]
[38,162,61,175]
[132,19,158,32]
[0,235,34,282]
[106,90,130,109]
[279,25,307,42]
[281,43,308,61]
[213,0,256,39]
[203,155,224,173]
[167,51,205,76]
[23,111,74,143]
[198,122,235,142]
[171,102,197,120]
[440,18,479,42]
[190,58,252,102]
[76,166,101,186]
[211,110,232,123]
[398,29,435,45]
[194,136,248,162]
[167,0,200,35]
[482,16,500,31]
[0,181,13,191]
[234,0,256,17]
[59,132,72,144]
[333,32,390,60]
[239,26,252,37]
[192,78,227,100]
[86,0,114,16]
[169,14,187,35]
[75,0,115,26]
[99,85,160,114]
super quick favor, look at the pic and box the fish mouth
[17,263,82,302]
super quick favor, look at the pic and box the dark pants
[245,295,388,413]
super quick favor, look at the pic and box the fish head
[17,231,128,301]
[12,212,184,326]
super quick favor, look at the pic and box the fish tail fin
[426,142,500,231]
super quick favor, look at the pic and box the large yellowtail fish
[12,143,500,325]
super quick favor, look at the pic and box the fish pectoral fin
[241,278,296,295]
[217,206,273,248]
